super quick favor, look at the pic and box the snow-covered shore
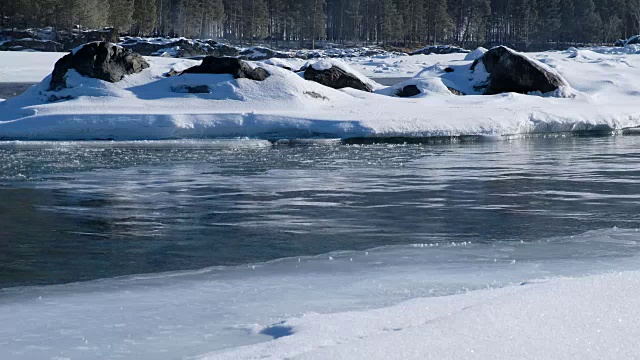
[1,47,640,140]
[4,227,640,359]
[204,270,640,360]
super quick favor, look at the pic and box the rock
[615,39,626,47]
[49,42,149,90]
[447,87,465,96]
[165,69,181,77]
[410,45,469,55]
[625,35,640,45]
[0,39,62,52]
[444,67,454,73]
[304,65,373,92]
[180,56,270,81]
[84,28,119,43]
[172,85,210,93]
[119,38,240,58]
[238,46,292,61]
[470,46,567,95]
[396,85,421,97]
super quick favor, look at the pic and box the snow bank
[1,49,640,140]
[204,270,640,360]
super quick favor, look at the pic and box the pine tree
[537,0,561,42]
[132,0,156,35]
[108,0,134,32]
[574,0,602,42]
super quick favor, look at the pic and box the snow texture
[203,270,640,360]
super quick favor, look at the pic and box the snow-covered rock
[180,56,270,81]
[120,37,239,58]
[377,77,456,98]
[304,59,379,92]
[469,46,571,96]
[49,42,149,91]
[410,45,469,55]
[464,46,487,61]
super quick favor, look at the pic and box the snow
[464,46,487,61]
[1,47,640,140]
[204,271,640,360]
[376,77,454,97]
[4,227,640,359]
[0,51,65,82]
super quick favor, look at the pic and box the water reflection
[1,137,640,287]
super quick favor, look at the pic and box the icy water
[3,136,640,359]
[0,83,35,99]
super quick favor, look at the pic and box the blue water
[1,137,640,288]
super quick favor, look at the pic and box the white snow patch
[0,51,66,83]
[464,47,487,61]
[202,271,640,360]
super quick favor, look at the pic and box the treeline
[2,0,640,48]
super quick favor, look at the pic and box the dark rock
[614,39,626,47]
[410,45,469,55]
[625,35,640,45]
[172,85,210,93]
[238,46,292,61]
[181,56,270,81]
[49,42,149,90]
[444,67,454,73]
[470,46,566,95]
[119,38,239,58]
[165,69,181,77]
[304,65,373,92]
[447,87,465,96]
[396,84,421,97]
[0,39,62,52]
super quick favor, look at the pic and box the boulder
[396,85,421,97]
[304,64,373,92]
[49,42,149,90]
[470,46,567,95]
[180,56,270,81]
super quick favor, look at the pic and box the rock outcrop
[180,56,270,81]
[120,38,239,58]
[49,42,149,90]
[303,64,373,92]
[470,46,567,95]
